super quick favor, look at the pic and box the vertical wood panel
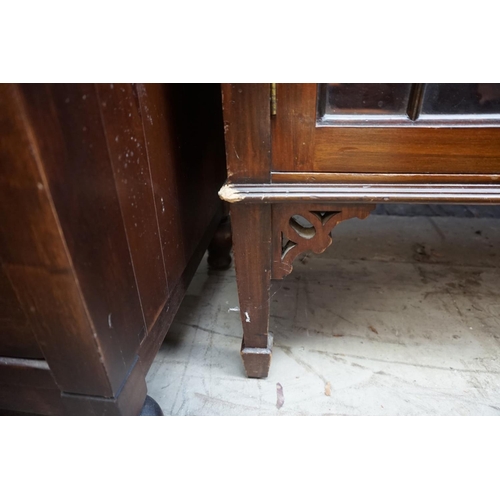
[136,84,187,287]
[0,84,113,395]
[0,264,42,359]
[221,84,271,183]
[6,264,115,395]
[137,85,226,289]
[272,83,317,172]
[96,83,168,331]
[18,84,144,393]
[0,86,67,269]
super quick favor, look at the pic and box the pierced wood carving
[272,204,374,279]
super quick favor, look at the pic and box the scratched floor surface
[146,214,500,416]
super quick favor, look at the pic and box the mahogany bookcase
[219,83,500,378]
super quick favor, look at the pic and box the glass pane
[421,84,500,115]
[324,83,412,117]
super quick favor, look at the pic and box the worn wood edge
[138,205,224,374]
[0,356,50,372]
[240,334,273,379]
[219,182,500,204]
[272,172,500,184]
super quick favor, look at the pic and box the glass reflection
[324,83,412,116]
[421,84,500,115]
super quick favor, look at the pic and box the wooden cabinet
[219,83,500,378]
[0,84,229,415]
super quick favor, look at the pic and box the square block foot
[240,334,273,378]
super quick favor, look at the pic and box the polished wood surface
[20,84,145,393]
[231,204,272,350]
[313,127,500,173]
[220,182,500,204]
[1,84,114,395]
[0,265,42,359]
[221,82,500,378]
[0,358,64,415]
[271,84,500,174]
[271,172,500,184]
[221,84,271,183]
[0,83,228,414]
[96,83,168,331]
[272,83,316,171]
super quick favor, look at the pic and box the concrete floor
[146,214,500,415]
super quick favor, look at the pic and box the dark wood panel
[137,84,226,288]
[0,264,42,359]
[18,84,144,393]
[136,84,188,286]
[272,172,500,184]
[0,84,67,269]
[230,203,271,349]
[0,355,146,415]
[313,126,500,173]
[0,84,112,393]
[272,83,317,172]
[6,263,113,395]
[221,84,271,183]
[96,83,168,331]
[0,357,64,415]
[61,356,147,416]
[138,205,222,373]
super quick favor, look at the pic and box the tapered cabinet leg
[207,215,232,270]
[230,204,272,378]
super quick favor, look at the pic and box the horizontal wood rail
[219,182,500,205]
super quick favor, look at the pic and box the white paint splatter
[228,307,240,313]
[161,197,165,214]
[245,312,251,323]
[108,313,113,328]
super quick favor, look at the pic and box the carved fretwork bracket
[271,203,374,279]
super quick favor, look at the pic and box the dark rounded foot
[208,216,232,270]
[139,395,164,416]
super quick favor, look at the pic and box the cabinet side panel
[0,84,112,395]
[96,83,168,332]
[137,84,226,288]
[18,84,144,393]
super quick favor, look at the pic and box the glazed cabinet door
[271,84,500,176]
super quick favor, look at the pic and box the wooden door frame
[271,83,500,179]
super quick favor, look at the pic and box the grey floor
[146,213,500,415]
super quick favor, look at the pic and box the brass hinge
[271,83,277,116]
